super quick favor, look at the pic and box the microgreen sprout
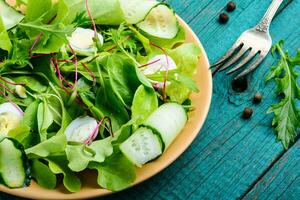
[81,63,96,86]
[85,116,114,145]
[150,42,170,102]
[139,58,161,68]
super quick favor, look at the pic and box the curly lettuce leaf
[25,134,67,158]
[167,43,201,103]
[47,156,81,192]
[266,41,300,149]
[89,152,136,191]
[66,137,114,172]
[31,159,57,189]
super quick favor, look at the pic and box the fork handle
[255,0,283,32]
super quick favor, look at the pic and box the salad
[0,0,201,192]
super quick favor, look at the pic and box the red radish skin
[0,91,24,116]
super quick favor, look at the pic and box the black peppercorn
[226,1,236,12]
[253,93,262,104]
[242,108,253,119]
[219,13,229,24]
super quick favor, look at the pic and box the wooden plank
[243,142,300,200]
[101,0,300,199]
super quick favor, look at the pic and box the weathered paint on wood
[244,142,300,200]
[1,0,300,200]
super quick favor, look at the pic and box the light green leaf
[37,102,54,142]
[0,15,12,52]
[66,137,113,172]
[25,134,67,158]
[89,152,136,191]
[31,159,57,189]
[0,0,24,29]
[47,156,81,192]
[131,85,158,125]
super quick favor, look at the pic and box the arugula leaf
[266,41,300,149]
[31,159,57,189]
[19,17,75,53]
[0,38,32,69]
[89,152,136,191]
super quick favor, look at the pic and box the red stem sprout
[67,44,79,86]
[150,42,169,102]
[139,58,161,68]
[85,0,98,39]
[81,63,96,86]
[85,116,114,145]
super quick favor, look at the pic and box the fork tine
[218,45,250,72]
[234,53,266,80]
[211,41,242,68]
[226,51,258,75]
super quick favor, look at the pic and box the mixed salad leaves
[0,0,201,192]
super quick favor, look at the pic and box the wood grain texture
[243,142,300,200]
[1,0,300,199]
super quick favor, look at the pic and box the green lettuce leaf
[25,134,67,158]
[0,15,12,52]
[31,159,57,189]
[47,156,81,192]
[167,43,201,103]
[89,152,136,191]
[131,85,158,125]
[66,137,114,172]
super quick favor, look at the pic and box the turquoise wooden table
[1,0,300,199]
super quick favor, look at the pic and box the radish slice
[68,28,104,56]
[0,102,23,136]
[143,54,177,75]
[65,116,98,143]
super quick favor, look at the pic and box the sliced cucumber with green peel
[0,138,30,188]
[119,0,159,24]
[137,4,179,39]
[120,127,162,167]
[143,103,187,149]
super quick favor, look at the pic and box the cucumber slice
[119,0,159,24]
[137,5,178,39]
[120,127,162,167]
[143,103,187,149]
[0,138,30,188]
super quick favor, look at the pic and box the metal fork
[211,0,283,80]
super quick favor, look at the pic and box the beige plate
[0,17,212,199]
